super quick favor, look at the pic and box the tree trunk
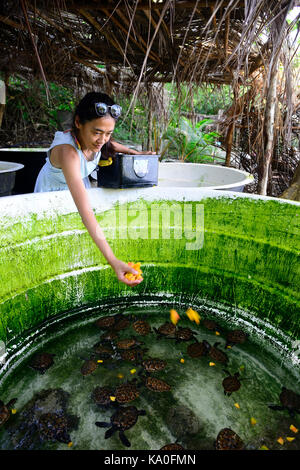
[257,65,279,195]
[280,160,300,201]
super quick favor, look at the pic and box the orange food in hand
[125,262,143,281]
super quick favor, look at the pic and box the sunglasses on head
[94,102,122,119]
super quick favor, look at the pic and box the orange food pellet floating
[209,362,215,367]
[186,308,201,324]
[259,445,269,450]
[290,424,298,433]
[110,396,116,402]
[277,437,284,445]
[97,360,103,363]
[125,262,143,281]
[180,358,185,363]
[11,409,17,414]
[130,369,136,374]
[234,403,240,409]
[286,437,295,442]
[250,417,257,425]
[170,309,180,325]
[68,442,73,447]
[117,373,124,379]
[215,331,220,336]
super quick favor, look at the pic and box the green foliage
[5,76,75,133]
[161,116,221,162]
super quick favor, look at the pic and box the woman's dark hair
[72,91,117,160]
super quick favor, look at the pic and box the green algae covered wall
[0,188,299,353]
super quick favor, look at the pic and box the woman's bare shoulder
[51,144,79,168]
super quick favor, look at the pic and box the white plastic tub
[0,161,24,196]
[158,162,253,191]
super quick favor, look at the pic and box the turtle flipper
[268,405,284,411]
[95,421,111,428]
[7,398,17,408]
[105,426,117,439]
[119,430,131,447]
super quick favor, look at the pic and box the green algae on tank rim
[0,187,299,379]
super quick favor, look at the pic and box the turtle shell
[145,376,171,392]
[80,359,98,376]
[91,386,113,407]
[280,387,300,410]
[38,412,71,444]
[93,342,115,359]
[113,316,131,332]
[115,338,138,350]
[115,382,140,404]
[132,319,151,336]
[156,322,176,337]
[111,406,140,431]
[0,403,10,426]
[203,319,219,331]
[215,428,244,450]
[175,327,196,341]
[29,353,55,374]
[187,341,209,358]
[120,348,145,362]
[142,358,167,372]
[209,344,229,364]
[226,329,247,345]
[222,374,241,394]
[95,315,116,329]
[160,443,185,450]
[100,330,119,342]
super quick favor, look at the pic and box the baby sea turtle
[80,357,98,376]
[215,428,244,450]
[203,319,221,331]
[142,375,171,392]
[269,387,300,417]
[112,315,132,332]
[222,370,241,396]
[206,341,229,364]
[114,380,140,404]
[38,412,72,444]
[95,315,117,330]
[174,326,198,343]
[100,330,119,342]
[132,319,151,336]
[0,398,17,426]
[119,348,147,363]
[154,322,176,339]
[225,329,248,348]
[160,442,185,450]
[93,341,115,359]
[187,340,210,359]
[28,352,56,374]
[91,386,114,409]
[114,337,143,351]
[141,357,167,373]
[95,406,146,447]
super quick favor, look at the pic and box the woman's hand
[110,259,143,286]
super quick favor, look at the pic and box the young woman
[34,91,152,286]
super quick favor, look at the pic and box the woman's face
[75,115,116,152]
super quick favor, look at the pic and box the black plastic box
[97,153,159,189]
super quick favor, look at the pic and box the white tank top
[34,130,101,192]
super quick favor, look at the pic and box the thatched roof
[1,0,299,91]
